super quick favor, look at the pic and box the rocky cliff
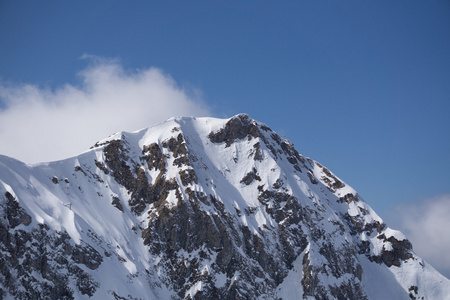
[0,114,449,299]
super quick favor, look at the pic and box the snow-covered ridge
[0,114,449,299]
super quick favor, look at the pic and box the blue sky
[1,1,450,275]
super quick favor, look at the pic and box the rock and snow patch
[0,114,449,299]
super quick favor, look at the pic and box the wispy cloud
[387,194,450,279]
[0,56,212,164]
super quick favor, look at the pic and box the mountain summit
[1,114,449,299]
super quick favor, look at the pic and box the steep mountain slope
[0,114,449,299]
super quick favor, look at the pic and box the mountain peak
[1,115,449,299]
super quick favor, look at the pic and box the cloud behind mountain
[387,194,450,279]
[0,56,211,164]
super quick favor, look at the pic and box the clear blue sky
[0,0,449,220]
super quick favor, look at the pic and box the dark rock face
[308,171,319,185]
[103,139,135,191]
[111,196,124,212]
[257,187,368,299]
[301,252,317,297]
[179,169,198,186]
[256,190,308,278]
[103,139,179,215]
[4,192,32,228]
[343,209,385,236]
[142,191,241,299]
[141,183,311,299]
[0,193,102,299]
[338,193,358,204]
[301,244,367,300]
[315,162,344,192]
[339,196,412,269]
[409,285,419,299]
[240,167,261,185]
[208,114,261,147]
[142,142,165,171]
[252,142,263,162]
[162,133,190,167]
[208,114,306,173]
[280,140,305,172]
[370,234,413,267]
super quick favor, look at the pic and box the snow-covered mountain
[1,114,449,299]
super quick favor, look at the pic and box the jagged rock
[316,162,345,192]
[103,139,135,190]
[142,142,166,171]
[4,192,32,228]
[371,234,413,267]
[308,171,318,185]
[111,196,124,212]
[240,167,261,185]
[179,169,198,186]
[0,221,100,299]
[208,114,261,146]
[163,133,190,167]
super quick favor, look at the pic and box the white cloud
[387,194,450,279]
[0,56,212,164]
